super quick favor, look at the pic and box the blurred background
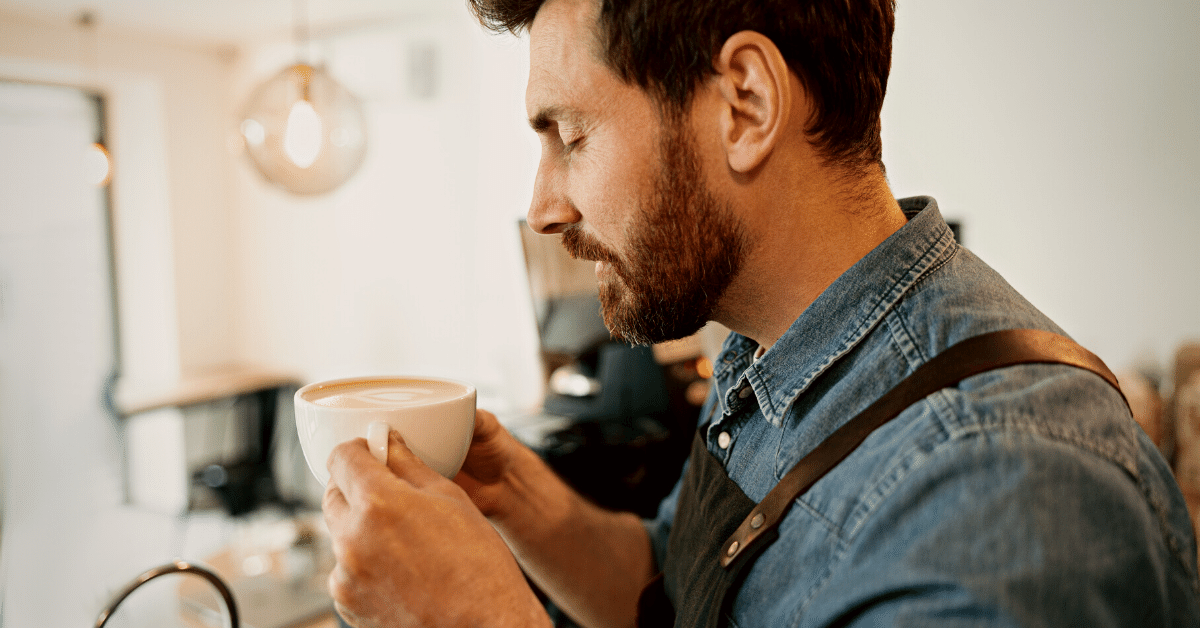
[0,0,1196,626]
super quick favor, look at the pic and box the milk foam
[304,378,467,409]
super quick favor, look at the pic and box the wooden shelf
[116,367,303,416]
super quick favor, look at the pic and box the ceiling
[0,0,452,46]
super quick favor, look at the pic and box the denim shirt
[645,197,1199,627]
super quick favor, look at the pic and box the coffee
[303,378,468,409]
[294,376,476,486]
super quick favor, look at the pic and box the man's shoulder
[778,359,1200,625]
[893,244,1066,347]
[862,238,1143,480]
[785,407,1200,626]
[785,239,1193,571]
[744,215,1199,622]
[873,241,1142,480]
[790,236,1128,474]
[794,356,1146,536]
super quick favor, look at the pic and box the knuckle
[327,525,371,580]
[436,480,468,502]
[327,568,358,607]
[358,495,392,525]
[335,544,370,582]
[325,446,343,472]
[321,486,339,509]
[327,438,365,469]
[328,530,351,560]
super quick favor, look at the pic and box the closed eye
[559,122,588,157]
[528,105,587,157]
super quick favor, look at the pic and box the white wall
[0,7,239,395]
[232,0,1200,397]
[0,72,212,628]
[0,1,1193,443]
[9,0,1193,419]
[883,0,1200,374]
[228,4,544,413]
[0,12,254,626]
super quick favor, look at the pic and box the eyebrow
[528,105,576,134]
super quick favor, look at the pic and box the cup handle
[367,421,390,467]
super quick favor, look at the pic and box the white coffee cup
[294,375,477,486]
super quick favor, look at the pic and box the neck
[713,164,907,351]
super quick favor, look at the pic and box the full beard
[562,120,747,346]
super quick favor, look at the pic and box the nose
[526,157,581,235]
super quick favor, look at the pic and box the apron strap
[719,328,1128,569]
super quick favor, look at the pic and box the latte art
[303,379,468,409]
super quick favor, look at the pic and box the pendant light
[77,11,113,188]
[239,0,367,196]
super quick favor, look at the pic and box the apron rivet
[726,541,740,557]
[750,513,765,529]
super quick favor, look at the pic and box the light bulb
[240,119,266,146]
[86,142,112,187]
[239,63,368,195]
[283,99,323,168]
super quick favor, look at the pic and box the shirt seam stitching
[904,238,958,295]
[793,496,847,542]
[798,422,1126,620]
[777,226,957,420]
[751,215,957,428]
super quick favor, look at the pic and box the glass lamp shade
[240,63,368,195]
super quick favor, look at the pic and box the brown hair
[467,0,896,170]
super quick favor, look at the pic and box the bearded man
[320,0,1200,626]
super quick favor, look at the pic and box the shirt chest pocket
[727,500,847,624]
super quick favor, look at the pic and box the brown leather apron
[636,329,1128,628]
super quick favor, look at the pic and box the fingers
[457,408,523,488]
[322,481,350,530]
[472,408,505,443]
[326,429,447,494]
[385,430,445,489]
[326,437,392,507]
[329,572,367,628]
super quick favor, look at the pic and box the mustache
[561,225,620,265]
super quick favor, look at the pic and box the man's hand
[450,410,656,628]
[323,429,550,628]
[452,409,538,521]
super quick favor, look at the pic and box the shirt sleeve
[802,430,1199,628]
[643,470,683,573]
[642,390,721,572]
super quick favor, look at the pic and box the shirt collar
[713,196,957,427]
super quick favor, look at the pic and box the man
[321,0,1200,626]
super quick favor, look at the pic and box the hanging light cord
[294,0,309,66]
[94,560,239,628]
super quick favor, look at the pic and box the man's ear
[712,31,795,174]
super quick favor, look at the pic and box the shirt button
[717,431,732,449]
[738,386,752,399]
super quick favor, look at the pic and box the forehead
[525,0,618,119]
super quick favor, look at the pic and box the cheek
[568,139,658,246]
